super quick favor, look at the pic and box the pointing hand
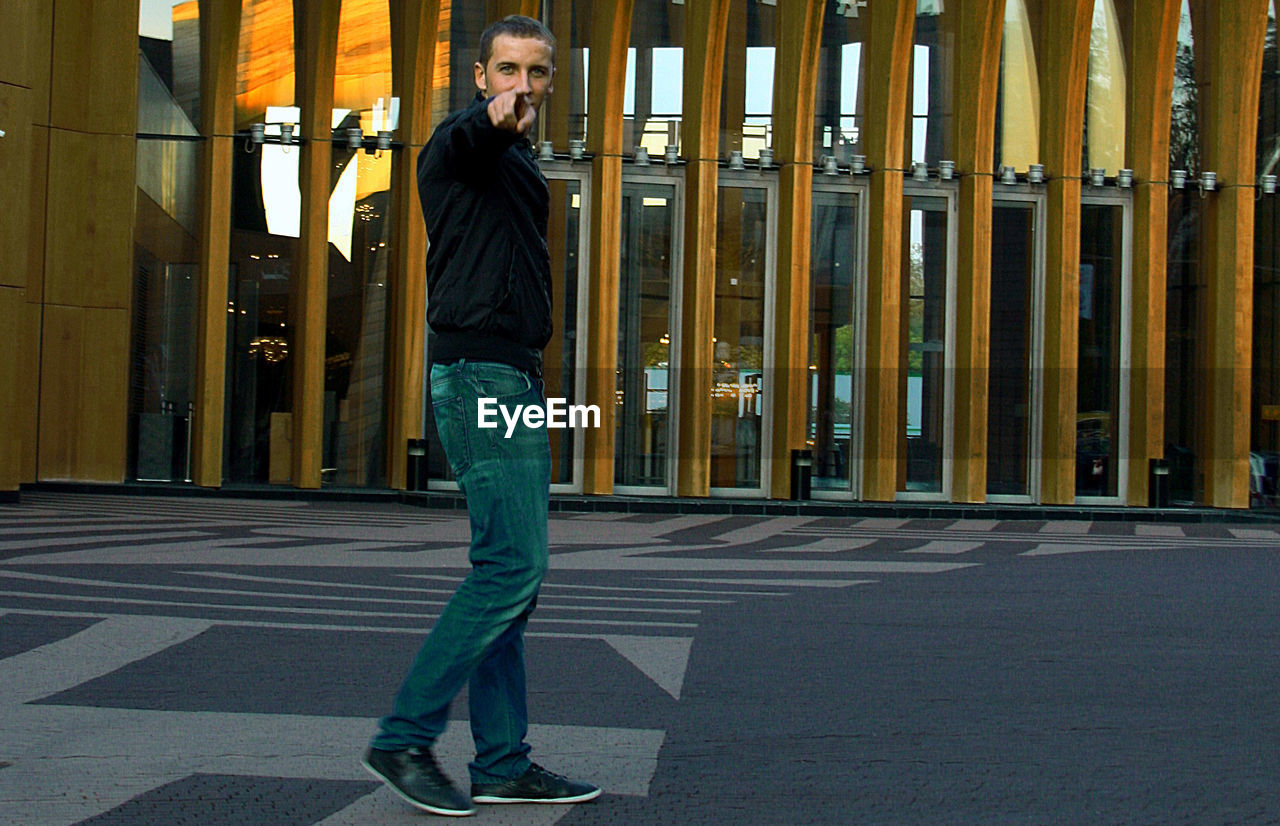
[487,89,537,135]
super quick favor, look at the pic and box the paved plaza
[1,491,1278,824]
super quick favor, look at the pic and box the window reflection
[627,0,685,155]
[720,1,776,160]
[131,1,202,483]
[910,4,954,166]
[901,195,950,495]
[617,181,678,489]
[1252,1,1280,506]
[1166,0,1200,503]
[1085,0,1127,175]
[989,202,1036,497]
[997,0,1040,172]
[712,186,770,490]
[542,0,590,149]
[813,10,866,165]
[1078,202,1125,499]
[809,188,858,493]
[236,0,296,128]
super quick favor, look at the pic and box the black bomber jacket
[418,93,553,377]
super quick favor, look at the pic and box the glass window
[138,0,201,133]
[719,0,776,160]
[901,193,951,496]
[324,0,395,488]
[910,3,955,166]
[541,0,590,149]
[712,185,771,491]
[626,0,685,156]
[997,0,1040,172]
[812,5,867,165]
[1253,0,1280,506]
[235,0,296,129]
[546,176,584,487]
[988,201,1038,497]
[131,2,202,483]
[809,186,859,494]
[1078,201,1126,499]
[225,143,300,484]
[616,179,679,490]
[1084,0,1128,175]
[1166,0,1201,503]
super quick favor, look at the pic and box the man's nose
[516,71,532,94]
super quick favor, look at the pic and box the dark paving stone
[33,626,674,730]
[70,773,377,826]
[0,614,101,659]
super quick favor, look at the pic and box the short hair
[477,15,557,67]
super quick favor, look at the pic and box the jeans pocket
[466,362,533,402]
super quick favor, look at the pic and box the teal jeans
[373,360,551,784]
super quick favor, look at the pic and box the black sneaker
[472,762,602,804]
[362,746,475,817]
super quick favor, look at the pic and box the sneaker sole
[473,787,602,805]
[361,758,476,817]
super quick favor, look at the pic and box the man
[362,15,599,817]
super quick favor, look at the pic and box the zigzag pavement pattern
[1,493,1278,823]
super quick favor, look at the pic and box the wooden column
[675,0,732,497]
[859,0,915,502]
[385,0,442,489]
[190,0,243,488]
[581,0,634,495]
[949,2,1004,503]
[290,0,342,489]
[38,0,139,482]
[1190,0,1270,507]
[1035,0,1093,504]
[767,0,824,500]
[1125,0,1181,505]
[0,0,40,492]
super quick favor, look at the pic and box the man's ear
[474,61,487,95]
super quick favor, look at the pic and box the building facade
[1,0,1278,509]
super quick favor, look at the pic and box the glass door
[617,171,683,493]
[898,188,956,500]
[1078,192,1131,502]
[711,177,777,496]
[809,180,866,498]
[988,194,1045,501]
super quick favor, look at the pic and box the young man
[362,15,600,818]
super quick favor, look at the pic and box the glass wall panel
[988,201,1036,497]
[1085,0,1127,175]
[809,187,858,493]
[712,186,770,491]
[1166,0,1201,503]
[236,0,296,129]
[812,5,867,165]
[138,1,201,132]
[910,3,955,166]
[997,0,1040,172]
[131,138,201,482]
[131,2,202,482]
[719,0,776,160]
[225,146,300,484]
[627,0,685,156]
[616,180,678,489]
[542,0,590,149]
[901,194,950,495]
[1079,202,1126,499]
[1253,1,1280,506]
[324,1,394,487]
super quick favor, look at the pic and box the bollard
[790,449,813,500]
[407,439,428,491]
[1149,458,1170,508]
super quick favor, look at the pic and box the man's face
[474,34,555,113]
